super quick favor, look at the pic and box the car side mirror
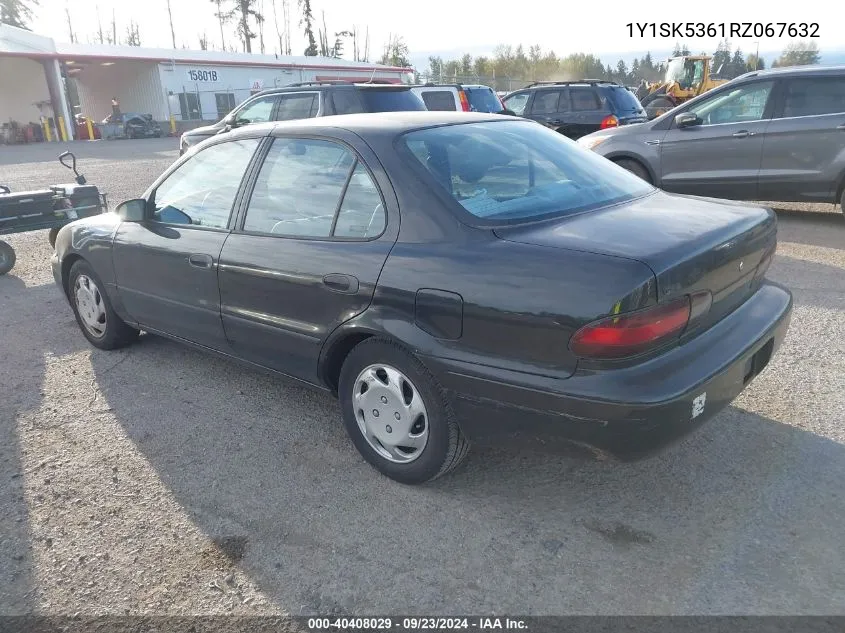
[116,198,146,222]
[675,112,701,129]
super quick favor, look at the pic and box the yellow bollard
[170,115,176,135]
[58,116,68,142]
[43,119,53,142]
[86,117,95,141]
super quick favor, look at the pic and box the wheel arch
[61,253,85,297]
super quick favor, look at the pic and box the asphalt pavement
[1,139,843,615]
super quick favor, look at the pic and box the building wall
[159,62,407,123]
[73,60,169,121]
[0,56,52,124]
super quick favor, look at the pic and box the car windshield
[464,87,504,113]
[358,88,426,112]
[402,120,655,224]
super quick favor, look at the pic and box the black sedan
[51,112,793,484]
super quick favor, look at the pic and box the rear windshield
[605,85,645,114]
[401,120,654,224]
[464,87,504,113]
[358,88,426,112]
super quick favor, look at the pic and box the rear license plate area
[743,337,774,384]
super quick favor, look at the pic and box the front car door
[231,94,280,127]
[217,132,398,383]
[112,136,262,350]
[758,74,845,202]
[658,79,776,199]
[502,91,532,118]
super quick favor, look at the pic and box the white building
[0,24,413,140]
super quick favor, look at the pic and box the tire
[48,227,59,249]
[0,240,15,275]
[615,158,652,184]
[840,186,845,217]
[67,259,139,350]
[338,338,469,484]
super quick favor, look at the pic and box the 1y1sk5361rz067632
[626,22,820,38]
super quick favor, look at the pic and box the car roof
[250,82,411,97]
[227,111,515,139]
[734,64,845,81]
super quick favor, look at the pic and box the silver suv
[578,65,845,215]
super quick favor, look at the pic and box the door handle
[837,123,845,130]
[548,120,562,126]
[322,273,359,294]
[188,253,213,269]
[732,130,755,138]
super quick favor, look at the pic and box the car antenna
[367,65,377,84]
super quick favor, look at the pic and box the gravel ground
[1,140,844,616]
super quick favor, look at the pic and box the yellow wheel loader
[640,56,730,119]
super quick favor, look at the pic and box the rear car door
[658,79,775,199]
[273,91,321,121]
[758,75,845,202]
[112,137,262,350]
[217,133,397,383]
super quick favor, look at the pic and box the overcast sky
[33,0,842,62]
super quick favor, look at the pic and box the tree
[0,0,38,30]
[125,21,141,46]
[198,31,208,50]
[616,59,628,81]
[211,0,229,50]
[773,40,820,67]
[712,39,732,75]
[231,0,262,53]
[746,53,765,72]
[728,49,746,78]
[672,43,691,56]
[64,5,75,42]
[298,0,317,56]
[379,34,410,68]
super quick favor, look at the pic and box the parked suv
[179,81,426,154]
[502,80,648,140]
[411,83,507,113]
[577,65,845,214]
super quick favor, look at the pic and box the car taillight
[570,297,691,359]
[458,90,470,112]
[600,115,619,129]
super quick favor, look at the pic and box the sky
[30,0,844,66]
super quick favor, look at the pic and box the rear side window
[604,85,645,114]
[782,77,845,117]
[464,87,503,113]
[243,138,384,239]
[531,90,562,114]
[358,88,426,112]
[331,90,364,115]
[570,88,600,111]
[401,120,654,225]
[420,90,456,111]
[275,93,319,121]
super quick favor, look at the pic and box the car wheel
[338,338,469,484]
[615,158,652,184]
[0,240,16,275]
[48,227,59,249]
[68,260,139,350]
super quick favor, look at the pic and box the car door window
[275,93,319,121]
[687,81,774,126]
[570,87,600,111]
[150,139,260,228]
[781,77,845,118]
[244,138,354,238]
[531,90,561,115]
[234,96,277,125]
[333,163,385,239]
[503,92,530,115]
[420,90,457,111]
[330,90,364,114]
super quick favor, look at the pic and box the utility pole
[166,0,177,49]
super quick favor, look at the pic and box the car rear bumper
[422,281,793,459]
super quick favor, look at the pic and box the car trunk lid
[494,191,777,332]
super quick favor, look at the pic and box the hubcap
[353,364,429,464]
[74,274,107,338]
